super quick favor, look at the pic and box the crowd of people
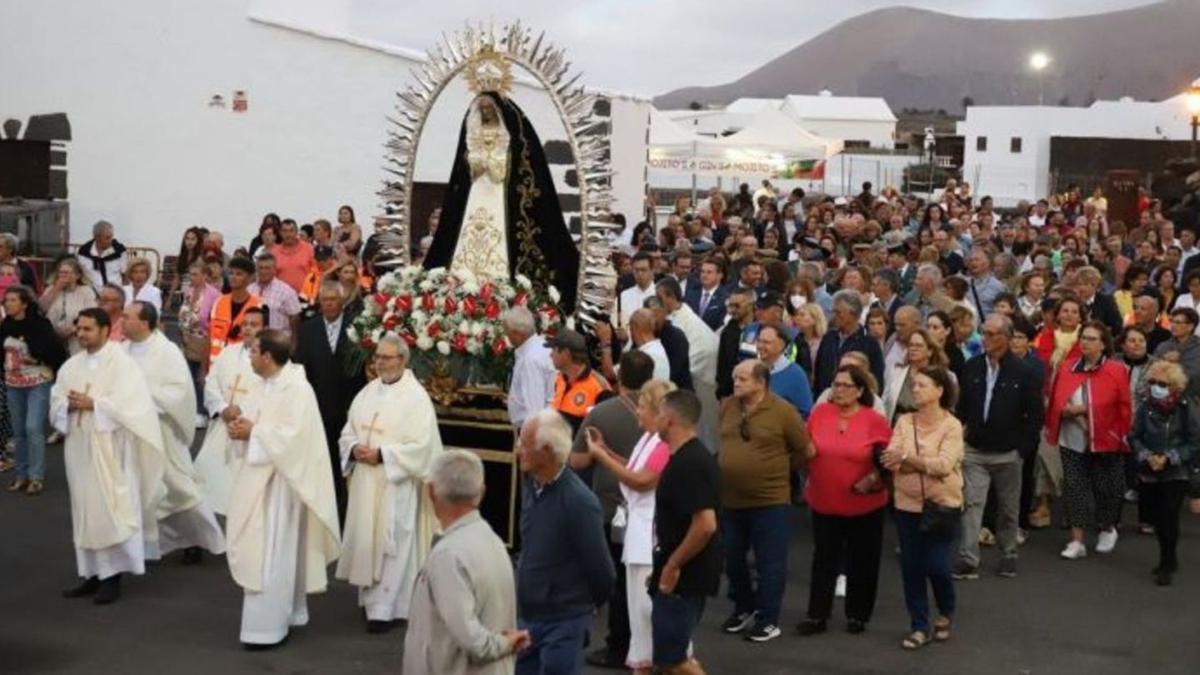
[1,177,1199,673]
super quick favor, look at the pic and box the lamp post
[1030,52,1050,105]
[1187,85,1200,161]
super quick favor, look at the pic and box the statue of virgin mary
[423,90,580,314]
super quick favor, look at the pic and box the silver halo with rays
[373,20,618,331]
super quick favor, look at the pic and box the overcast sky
[257,0,1161,95]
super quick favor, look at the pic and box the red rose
[421,292,436,312]
[426,322,441,337]
[362,337,375,350]
[373,292,389,308]
[492,336,509,356]
[452,333,468,353]
[444,296,458,315]
[540,306,558,321]
[401,332,417,347]
[513,291,528,306]
[462,295,478,317]
[395,294,413,313]
[485,300,501,320]
[480,283,494,302]
[383,316,399,330]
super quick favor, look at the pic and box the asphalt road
[2,443,1199,674]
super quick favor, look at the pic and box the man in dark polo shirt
[569,351,656,669]
[651,390,721,673]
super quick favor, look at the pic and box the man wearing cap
[738,291,809,375]
[547,330,610,434]
[885,241,917,297]
[299,244,337,309]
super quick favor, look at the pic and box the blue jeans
[651,589,705,667]
[9,382,51,480]
[516,613,591,675]
[895,511,956,633]
[722,504,791,625]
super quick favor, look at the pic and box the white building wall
[789,119,894,149]
[958,100,1197,206]
[0,0,646,255]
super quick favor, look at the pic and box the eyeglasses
[738,414,751,442]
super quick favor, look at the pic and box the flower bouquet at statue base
[348,266,563,405]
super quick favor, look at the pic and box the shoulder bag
[915,415,962,540]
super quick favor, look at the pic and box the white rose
[416,335,434,351]
[472,321,486,337]
[466,339,481,355]
[514,274,532,289]
[458,320,471,335]
[436,340,451,355]
[418,280,434,292]
[548,286,561,303]
[346,325,360,342]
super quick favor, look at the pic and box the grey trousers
[958,447,1022,567]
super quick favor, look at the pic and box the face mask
[790,295,806,310]
[1151,384,1170,400]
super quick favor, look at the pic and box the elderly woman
[1130,360,1198,586]
[1046,321,1132,560]
[813,351,886,415]
[585,379,676,674]
[881,366,964,650]
[1017,273,1046,324]
[122,258,162,313]
[798,364,893,638]
[882,328,952,424]
[38,258,97,354]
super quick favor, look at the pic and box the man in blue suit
[684,258,731,331]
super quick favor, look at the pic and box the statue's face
[479,99,499,125]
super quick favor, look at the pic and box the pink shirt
[271,241,315,293]
[804,403,892,516]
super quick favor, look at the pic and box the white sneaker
[1060,541,1088,560]
[834,574,847,598]
[1095,528,1118,554]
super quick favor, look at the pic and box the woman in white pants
[586,379,677,674]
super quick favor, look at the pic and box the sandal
[933,616,951,642]
[25,480,44,496]
[7,478,29,492]
[902,631,930,650]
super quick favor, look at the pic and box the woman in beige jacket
[881,366,964,650]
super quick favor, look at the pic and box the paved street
[2,444,1198,674]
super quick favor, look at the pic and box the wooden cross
[360,412,384,449]
[74,383,92,429]
[226,374,249,407]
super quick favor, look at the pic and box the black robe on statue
[424,92,580,314]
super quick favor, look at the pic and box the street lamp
[1030,52,1050,105]
[1187,85,1200,161]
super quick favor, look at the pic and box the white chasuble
[124,331,224,556]
[336,370,443,621]
[449,96,510,281]
[50,341,166,578]
[195,343,262,515]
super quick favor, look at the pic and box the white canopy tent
[648,106,840,178]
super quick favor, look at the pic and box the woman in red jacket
[1045,320,1133,560]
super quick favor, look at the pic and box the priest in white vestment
[51,308,165,605]
[658,280,720,449]
[122,302,225,562]
[194,307,267,515]
[225,329,340,649]
[336,332,443,631]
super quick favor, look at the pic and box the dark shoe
[62,577,100,598]
[721,610,756,634]
[1155,570,1174,587]
[93,575,121,605]
[366,620,395,634]
[181,547,203,565]
[997,558,1017,579]
[846,619,867,634]
[584,647,627,669]
[795,618,827,636]
[745,623,781,643]
[951,559,979,580]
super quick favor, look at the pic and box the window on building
[976,136,988,152]
[843,140,870,150]
[1010,137,1023,153]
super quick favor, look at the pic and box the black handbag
[913,416,961,540]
